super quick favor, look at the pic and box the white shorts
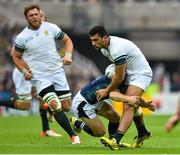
[31,67,70,94]
[12,68,32,95]
[125,74,152,91]
[71,91,104,119]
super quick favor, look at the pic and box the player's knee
[22,102,31,110]
[61,99,71,112]
[15,94,32,110]
[49,100,58,110]
[58,93,72,112]
[43,92,61,112]
[15,101,31,110]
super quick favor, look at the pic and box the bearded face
[26,8,41,30]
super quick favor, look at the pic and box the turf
[0,114,180,154]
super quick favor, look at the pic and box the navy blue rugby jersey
[80,75,126,104]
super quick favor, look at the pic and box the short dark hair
[89,26,109,37]
[24,4,40,17]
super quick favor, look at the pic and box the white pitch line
[144,145,180,149]
[0,144,101,148]
[1,144,180,149]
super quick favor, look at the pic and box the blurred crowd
[4,0,180,6]
[152,63,180,93]
[31,0,180,4]
[0,16,20,96]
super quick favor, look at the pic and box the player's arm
[110,91,156,111]
[109,90,138,108]
[106,64,126,92]
[96,64,126,101]
[11,46,32,80]
[11,46,30,70]
[61,33,73,65]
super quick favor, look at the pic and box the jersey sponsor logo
[25,36,34,42]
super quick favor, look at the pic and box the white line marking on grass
[0,144,102,148]
[1,144,180,149]
[144,145,180,149]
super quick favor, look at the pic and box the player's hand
[137,97,156,111]
[62,56,72,65]
[22,69,33,80]
[96,89,109,102]
[126,96,139,108]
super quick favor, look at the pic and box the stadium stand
[0,0,180,115]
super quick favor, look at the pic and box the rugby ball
[105,64,115,78]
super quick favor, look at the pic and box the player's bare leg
[165,115,180,132]
[165,97,180,132]
[101,85,151,149]
[70,102,119,137]
[0,94,31,110]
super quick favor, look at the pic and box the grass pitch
[0,114,180,154]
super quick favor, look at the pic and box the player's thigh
[97,103,120,123]
[53,69,71,111]
[125,85,144,96]
[12,68,32,110]
[124,85,144,113]
[126,74,152,96]
[53,68,70,91]
[74,99,106,136]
